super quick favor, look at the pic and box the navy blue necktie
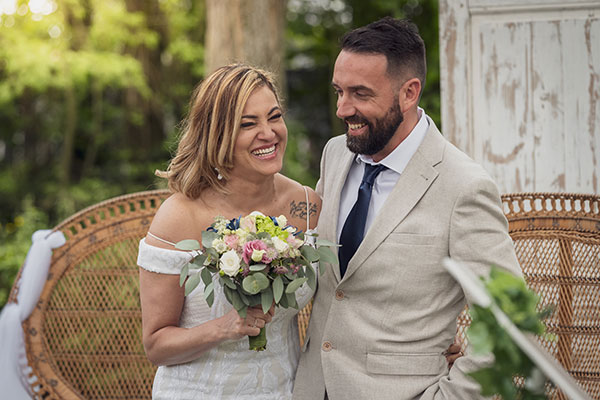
[338,163,387,278]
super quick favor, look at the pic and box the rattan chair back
[8,191,599,399]
[9,190,170,399]
[455,192,600,399]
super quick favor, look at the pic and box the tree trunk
[205,0,286,90]
[124,0,167,158]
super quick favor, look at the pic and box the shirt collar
[356,107,430,174]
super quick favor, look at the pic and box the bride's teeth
[252,145,276,156]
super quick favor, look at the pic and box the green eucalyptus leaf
[316,238,340,247]
[200,267,212,287]
[296,256,311,268]
[284,271,295,280]
[179,263,189,287]
[175,239,201,251]
[203,281,214,302]
[205,289,214,307]
[300,245,319,262]
[223,285,233,303]
[238,290,250,305]
[249,263,267,272]
[285,277,308,294]
[184,273,200,296]
[261,287,273,314]
[257,232,271,240]
[317,246,338,266]
[279,291,289,308]
[229,289,245,311]
[205,247,219,260]
[201,231,219,249]
[219,274,237,289]
[253,272,270,290]
[247,294,261,307]
[192,254,208,268]
[305,264,316,291]
[273,275,284,303]
[242,275,260,295]
[286,292,298,309]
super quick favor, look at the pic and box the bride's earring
[215,168,223,181]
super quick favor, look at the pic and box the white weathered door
[439,0,599,194]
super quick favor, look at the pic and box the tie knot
[362,163,386,186]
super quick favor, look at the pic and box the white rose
[212,238,229,254]
[272,236,289,253]
[219,250,241,277]
[276,215,287,227]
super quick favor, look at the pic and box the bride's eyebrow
[242,106,280,119]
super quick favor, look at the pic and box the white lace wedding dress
[137,192,316,399]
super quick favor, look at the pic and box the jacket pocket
[366,352,445,376]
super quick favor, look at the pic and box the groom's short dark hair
[340,17,426,89]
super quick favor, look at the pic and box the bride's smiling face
[232,86,287,178]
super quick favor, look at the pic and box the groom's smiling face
[332,50,404,161]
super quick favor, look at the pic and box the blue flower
[227,216,241,230]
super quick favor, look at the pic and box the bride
[137,64,320,399]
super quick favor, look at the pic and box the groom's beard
[344,102,404,156]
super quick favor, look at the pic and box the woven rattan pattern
[19,190,170,399]
[9,191,599,399]
[455,193,600,399]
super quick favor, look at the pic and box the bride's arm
[139,195,273,366]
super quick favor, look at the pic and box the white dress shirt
[337,108,430,241]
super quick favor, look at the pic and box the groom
[293,17,522,400]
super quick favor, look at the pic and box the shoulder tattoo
[289,200,318,219]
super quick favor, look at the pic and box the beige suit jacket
[293,119,521,400]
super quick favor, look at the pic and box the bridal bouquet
[176,211,338,351]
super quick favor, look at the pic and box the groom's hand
[442,341,463,369]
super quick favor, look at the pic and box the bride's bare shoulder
[146,192,212,247]
[275,174,321,229]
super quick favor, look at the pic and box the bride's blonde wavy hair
[156,64,281,198]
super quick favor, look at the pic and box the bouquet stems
[249,328,267,351]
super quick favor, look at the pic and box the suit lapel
[321,140,355,283]
[341,121,446,282]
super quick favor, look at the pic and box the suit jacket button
[335,289,344,300]
[322,341,332,352]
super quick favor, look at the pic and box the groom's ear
[398,78,421,113]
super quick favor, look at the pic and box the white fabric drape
[0,229,66,399]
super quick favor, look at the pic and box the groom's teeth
[252,145,276,156]
[348,123,365,130]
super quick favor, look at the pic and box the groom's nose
[336,94,356,120]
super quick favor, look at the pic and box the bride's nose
[256,124,277,141]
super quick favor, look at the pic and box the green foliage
[0,0,442,316]
[0,197,48,309]
[468,267,554,400]
[286,0,442,184]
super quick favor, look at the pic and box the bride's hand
[218,306,274,340]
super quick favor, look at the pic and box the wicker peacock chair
[8,190,169,399]
[7,191,600,399]
[455,192,600,399]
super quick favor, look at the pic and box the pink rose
[224,234,239,250]
[243,239,272,264]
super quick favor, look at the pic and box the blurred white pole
[443,258,591,400]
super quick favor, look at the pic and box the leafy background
[0,0,440,308]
